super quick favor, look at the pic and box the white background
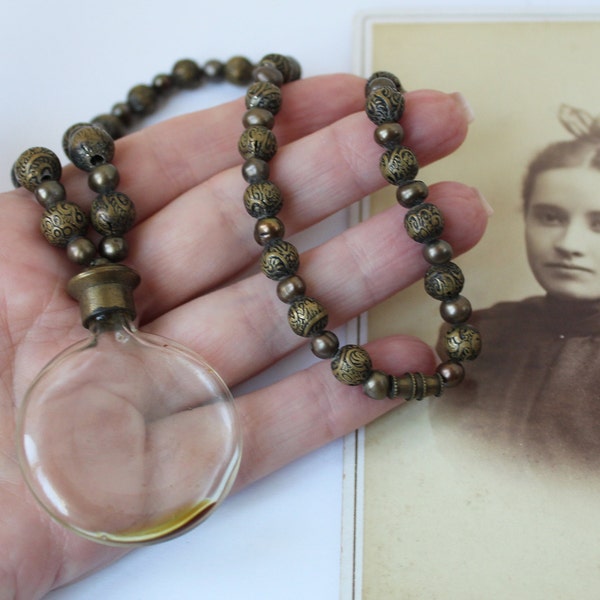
[0,1,597,598]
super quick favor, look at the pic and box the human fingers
[145,182,486,387]
[131,89,470,320]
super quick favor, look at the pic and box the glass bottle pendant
[16,263,241,545]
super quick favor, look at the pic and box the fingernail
[451,92,475,123]
[472,187,493,216]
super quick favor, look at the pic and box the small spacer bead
[311,330,339,359]
[396,180,428,208]
[374,122,405,150]
[91,114,125,140]
[440,295,473,324]
[242,157,270,184]
[242,107,275,130]
[363,370,391,400]
[252,64,284,86]
[203,59,225,81]
[254,217,285,246]
[423,239,453,265]
[66,236,96,265]
[277,275,306,303]
[34,180,66,209]
[366,76,398,95]
[365,71,404,95]
[99,235,129,262]
[436,360,465,387]
[111,102,133,126]
[88,163,120,193]
[225,56,254,85]
[259,53,293,82]
[288,296,328,337]
[152,73,174,95]
[331,345,372,386]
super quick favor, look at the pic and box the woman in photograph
[433,105,600,471]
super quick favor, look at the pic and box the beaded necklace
[11,54,480,546]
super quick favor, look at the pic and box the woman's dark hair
[522,139,600,210]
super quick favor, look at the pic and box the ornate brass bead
[276,275,306,303]
[243,181,283,218]
[254,217,285,246]
[396,180,428,208]
[14,147,62,192]
[88,163,120,193]
[61,122,88,155]
[238,125,278,161]
[379,147,419,185]
[127,84,158,116]
[423,239,453,265]
[436,360,465,387]
[34,180,66,209]
[363,370,390,400]
[404,202,445,243]
[66,236,96,265]
[374,122,404,150]
[225,56,254,85]
[288,297,328,337]
[310,330,339,359]
[91,114,125,140]
[242,108,275,130]
[444,324,482,361]
[40,201,89,247]
[260,239,300,280]
[424,262,465,301]
[246,82,282,115]
[66,125,115,172]
[331,344,372,386]
[171,58,204,89]
[365,71,403,94]
[242,157,270,184]
[91,191,136,236]
[389,372,443,401]
[440,295,472,324]
[366,87,405,125]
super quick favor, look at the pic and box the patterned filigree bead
[246,81,282,115]
[66,125,115,172]
[238,125,278,161]
[259,54,300,83]
[243,181,283,218]
[331,344,372,386]
[14,147,62,191]
[379,147,419,185]
[91,192,136,236]
[287,297,328,337]
[40,202,89,247]
[444,324,482,361]
[366,87,405,125]
[260,239,300,280]
[404,203,445,243]
[424,262,465,301]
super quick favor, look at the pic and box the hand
[0,74,487,598]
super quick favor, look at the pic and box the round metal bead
[88,163,120,193]
[379,147,419,185]
[242,157,270,184]
[62,122,88,155]
[152,73,174,95]
[374,122,404,149]
[366,87,405,125]
[10,163,20,188]
[286,56,302,82]
[424,262,465,301]
[111,102,133,126]
[444,324,482,361]
[246,81,282,115]
[66,125,115,172]
[260,239,300,280]
[243,181,283,218]
[276,275,306,303]
[331,345,373,386]
[260,53,293,82]
[365,71,403,94]
[204,59,225,81]
[90,192,136,236]
[171,58,204,89]
[254,217,285,246]
[288,297,328,337]
[404,203,444,243]
[66,236,96,265]
[242,108,275,130]
[34,180,66,209]
[436,360,465,387]
[310,331,340,359]
[99,235,129,262]
[127,84,157,116]
[396,180,428,208]
[423,239,453,265]
[363,370,390,400]
[252,64,284,86]
[225,56,253,85]
[14,147,62,191]
[91,114,125,140]
[238,126,278,161]
[40,201,89,247]
[440,295,472,324]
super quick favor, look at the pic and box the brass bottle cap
[67,262,141,328]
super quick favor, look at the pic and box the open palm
[0,74,487,598]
